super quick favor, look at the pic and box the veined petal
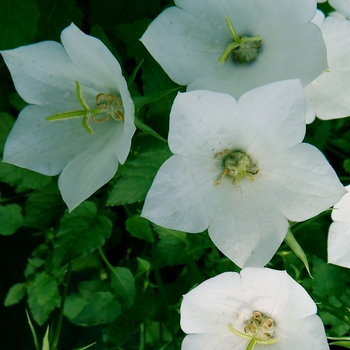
[328,221,350,268]
[58,121,121,211]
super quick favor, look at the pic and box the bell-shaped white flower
[141,80,345,268]
[305,16,350,122]
[2,23,135,211]
[141,0,327,99]
[328,185,350,269]
[180,268,329,350]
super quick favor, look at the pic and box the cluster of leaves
[1,0,350,349]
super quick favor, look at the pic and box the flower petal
[328,221,350,268]
[332,185,350,222]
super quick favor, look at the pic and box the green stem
[225,17,240,42]
[246,338,257,350]
[51,262,72,350]
[151,244,179,350]
[98,247,119,279]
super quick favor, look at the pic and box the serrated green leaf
[312,256,345,298]
[0,204,24,235]
[107,149,171,206]
[125,215,154,242]
[111,267,135,308]
[0,112,15,155]
[284,228,312,278]
[0,0,39,49]
[4,282,26,306]
[24,183,64,229]
[71,292,121,326]
[0,162,52,191]
[27,272,60,325]
[53,202,112,266]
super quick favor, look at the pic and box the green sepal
[284,228,313,278]
[328,341,350,348]
[127,59,144,87]
[132,86,181,109]
[134,117,166,142]
[42,326,50,350]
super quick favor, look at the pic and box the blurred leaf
[27,271,60,325]
[0,162,52,191]
[312,256,345,298]
[103,287,154,348]
[0,204,23,235]
[4,282,26,306]
[107,149,171,206]
[111,267,135,308]
[125,215,154,242]
[53,202,112,266]
[36,0,82,41]
[344,159,350,174]
[328,341,350,348]
[71,291,121,326]
[78,280,110,300]
[64,294,89,320]
[0,0,39,49]
[73,343,97,350]
[0,112,15,155]
[24,183,64,228]
[42,326,50,350]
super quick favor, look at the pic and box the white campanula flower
[305,16,350,122]
[328,185,350,269]
[180,268,329,350]
[2,23,135,211]
[140,0,327,99]
[141,80,345,268]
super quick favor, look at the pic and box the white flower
[140,0,327,99]
[305,16,350,123]
[180,268,329,350]
[328,185,350,269]
[2,23,135,211]
[141,80,345,268]
[329,0,350,19]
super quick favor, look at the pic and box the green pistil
[45,81,124,134]
[219,17,262,65]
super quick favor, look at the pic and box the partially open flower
[141,0,327,99]
[181,268,329,350]
[142,80,345,267]
[2,23,135,211]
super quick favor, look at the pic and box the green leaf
[312,256,345,298]
[284,228,312,278]
[107,149,171,206]
[4,282,26,306]
[24,183,64,229]
[133,87,181,109]
[125,215,154,242]
[328,341,350,348]
[111,267,135,308]
[0,112,15,155]
[344,159,350,174]
[103,287,154,348]
[0,162,52,191]
[73,343,97,350]
[71,292,121,326]
[53,202,112,266]
[134,117,167,142]
[0,204,23,235]
[64,294,89,320]
[27,272,60,325]
[0,0,39,49]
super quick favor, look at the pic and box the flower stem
[246,338,257,350]
[51,262,72,350]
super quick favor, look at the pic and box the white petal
[332,185,350,222]
[58,121,122,211]
[256,144,345,222]
[329,0,350,19]
[141,156,214,233]
[328,221,350,268]
[305,17,350,120]
[182,333,246,350]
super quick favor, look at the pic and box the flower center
[219,17,262,65]
[228,311,279,350]
[244,311,276,341]
[215,150,259,185]
[45,81,124,134]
